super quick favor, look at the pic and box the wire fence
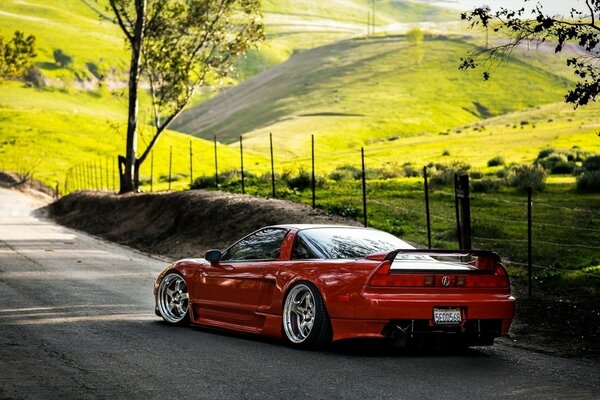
[58,132,600,294]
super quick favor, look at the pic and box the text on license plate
[433,308,462,325]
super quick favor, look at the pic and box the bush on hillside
[551,161,575,174]
[508,164,546,193]
[487,156,505,167]
[471,178,501,193]
[23,66,45,87]
[583,155,600,172]
[329,165,361,181]
[402,163,421,178]
[577,170,600,193]
[53,49,73,68]
[427,162,471,187]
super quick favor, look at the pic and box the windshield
[297,227,413,259]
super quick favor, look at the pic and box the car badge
[441,276,451,287]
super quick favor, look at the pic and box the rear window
[297,227,413,259]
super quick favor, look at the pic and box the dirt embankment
[50,190,360,259]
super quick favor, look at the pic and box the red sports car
[154,225,516,348]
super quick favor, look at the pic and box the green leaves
[0,31,36,80]
[461,1,600,108]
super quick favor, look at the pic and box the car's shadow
[154,320,491,358]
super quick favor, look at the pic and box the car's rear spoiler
[383,249,502,263]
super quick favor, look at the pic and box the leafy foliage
[108,0,264,192]
[460,0,600,107]
[0,31,36,79]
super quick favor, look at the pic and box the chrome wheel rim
[157,273,189,323]
[283,284,316,343]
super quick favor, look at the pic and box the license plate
[433,308,461,325]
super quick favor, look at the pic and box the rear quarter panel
[265,260,380,319]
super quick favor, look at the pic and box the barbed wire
[370,199,455,222]
[506,260,600,278]
[473,236,600,250]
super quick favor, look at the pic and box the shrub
[471,178,501,193]
[286,169,311,190]
[329,165,361,181]
[190,175,217,189]
[537,148,555,159]
[406,28,424,45]
[22,66,45,87]
[487,156,505,167]
[508,164,546,193]
[550,161,575,174]
[428,162,471,187]
[470,170,483,179]
[583,155,600,172]
[577,170,600,193]
[402,163,421,177]
[53,49,73,68]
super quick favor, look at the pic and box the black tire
[282,282,331,348]
[156,272,190,326]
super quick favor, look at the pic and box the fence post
[88,162,93,190]
[527,186,533,298]
[454,174,462,248]
[270,132,275,197]
[168,145,173,191]
[423,166,432,249]
[98,159,103,190]
[214,135,219,186]
[311,134,316,209]
[189,140,193,187]
[150,150,154,192]
[454,174,471,249]
[240,135,245,194]
[112,157,116,192]
[105,157,109,191]
[361,147,367,227]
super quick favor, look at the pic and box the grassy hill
[173,34,594,166]
[240,0,460,77]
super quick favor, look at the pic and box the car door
[195,228,289,327]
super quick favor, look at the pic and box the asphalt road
[0,187,598,400]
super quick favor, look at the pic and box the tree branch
[109,0,134,43]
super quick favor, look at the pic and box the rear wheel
[157,272,190,325]
[282,282,331,348]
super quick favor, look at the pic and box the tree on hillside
[53,49,73,68]
[0,31,36,79]
[109,0,264,193]
[459,0,600,110]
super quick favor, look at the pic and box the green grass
[0,82,267,191]
[0,0,128,81]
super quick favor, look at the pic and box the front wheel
[157,272,190,325]
[282,282,331,348]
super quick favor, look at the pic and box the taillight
[369,262,436,287]
[369,261,510,288]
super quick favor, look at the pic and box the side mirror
[205,249,222,264]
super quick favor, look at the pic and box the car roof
[269,224,373,231]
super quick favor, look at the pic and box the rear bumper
[330,291,516,342]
